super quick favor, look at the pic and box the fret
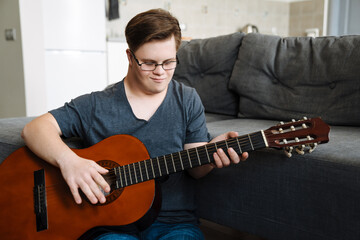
[236,137,242,153]
[261,130,269,147]
[248,134,254,150]
[138,162,143,182]
[195,147,201,166]
[178,152,184,170]
[163,156,169,175]
[171,153,176,172]
[118,167,123,187]
[123,165,128,186]
[178,151,189,169]
[251,131,266,150]
[204,145,211,163]
[214,142,218,150]
[127,165,133,185]
[114,167,120,189]
[156,157,162,177]
[144,159,149,180]
[132,163,138,184]
[187,149,192,168]
[150,159,155,179]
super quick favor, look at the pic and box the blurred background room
[1,0,359,118]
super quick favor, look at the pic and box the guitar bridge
[33,169,48,232]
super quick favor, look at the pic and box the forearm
[184,142,215,179]
[21,113,76,168]
[22,113,109,205]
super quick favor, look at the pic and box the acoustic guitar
[0,117,330,239]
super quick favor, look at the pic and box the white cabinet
[42,0,106,51]
[0,0,107,118]
[107,41,129,85]
[45,51,107,110]
[43,0,107,110]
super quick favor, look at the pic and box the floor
[199,219,266,240]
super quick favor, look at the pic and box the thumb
[225,131,239,139]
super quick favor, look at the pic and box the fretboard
[112,131,267,188]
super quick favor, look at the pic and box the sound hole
[96,160,124,206]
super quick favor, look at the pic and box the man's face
[128,35,177,95]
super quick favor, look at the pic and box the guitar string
[101,133,265,185]
[36,132,266,195]
[105,132,263,174]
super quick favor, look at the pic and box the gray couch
[1,32,360,240]
[173,33,360,240]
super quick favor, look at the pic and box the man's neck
[123,76,168,121]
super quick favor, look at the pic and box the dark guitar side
[0,135,156,240]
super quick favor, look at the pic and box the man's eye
[164,61,176,66]
[144,62,155,66]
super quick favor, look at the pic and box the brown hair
[125,9,182,52]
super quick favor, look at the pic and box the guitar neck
[112,131,267,188]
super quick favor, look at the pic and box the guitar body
[0,135,158,240]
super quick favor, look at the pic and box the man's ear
[126,49,133,66]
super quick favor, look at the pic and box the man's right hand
[58,154,110,204]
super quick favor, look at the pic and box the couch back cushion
[229,33,360,126]
[174,32,245,116]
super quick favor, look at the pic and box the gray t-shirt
[50,80,210,224]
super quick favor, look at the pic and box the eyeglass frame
[129,49,179,71]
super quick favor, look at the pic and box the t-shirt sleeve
[49,93,94,139]
[184,88,211,144]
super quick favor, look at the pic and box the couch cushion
[200,118,360,239]
[174,32,245,116]
[0,117,33,164]
[229,33,360,126]
[0,117,83,164]
[205,113,236,123]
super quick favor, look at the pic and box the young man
[22,9,248,240]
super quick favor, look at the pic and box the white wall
[0,0,26,118]
[0,0,46,118]
[106,0,291,39]
[19,0,47,117]
[328,0,360,36]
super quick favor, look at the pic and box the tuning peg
[306,136,317,153]
[284,146,293,158]
[282,139,293,157]
[294,137,305,155]
[296,145,305,155]
[303,116,308,120]
[309,143,317,153]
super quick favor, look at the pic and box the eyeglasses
[130,50,179,71]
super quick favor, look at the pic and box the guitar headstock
[264,117,330,157]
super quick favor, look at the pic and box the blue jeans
[94,221,204,240]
